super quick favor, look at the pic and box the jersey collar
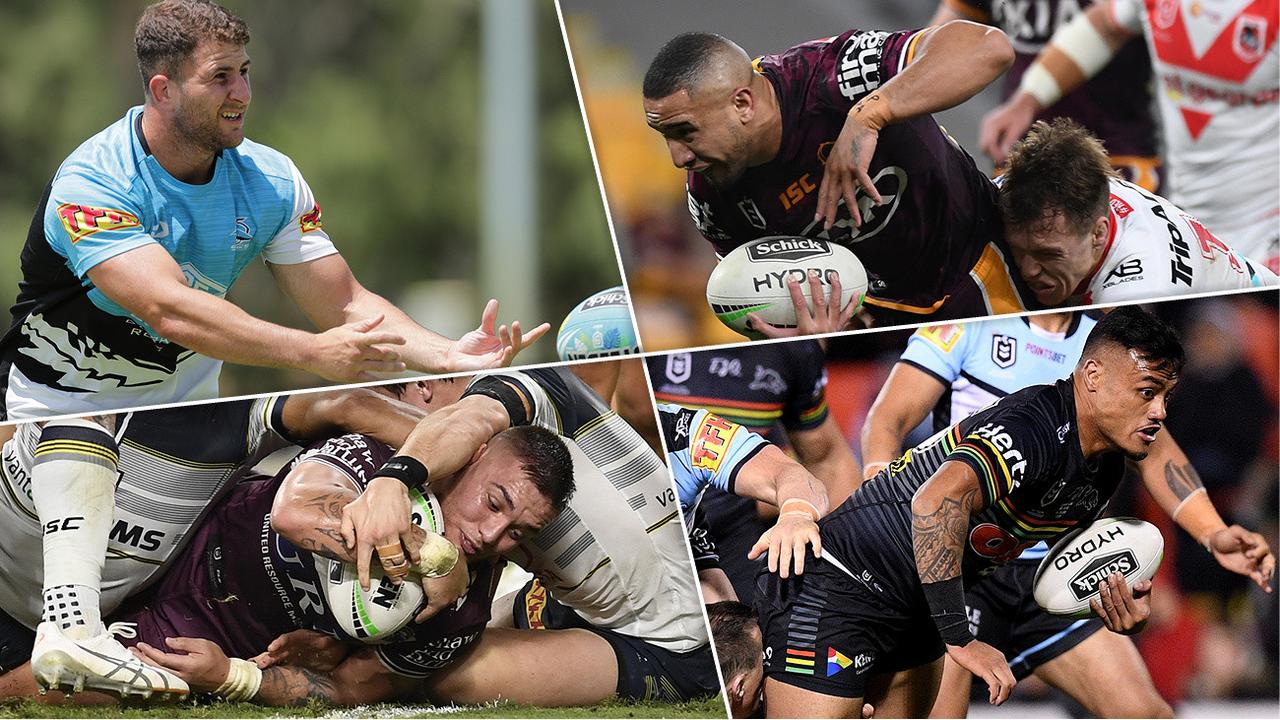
[1071,207,1119,300]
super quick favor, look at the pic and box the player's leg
[27,417,186,698]
[927,656,973,719]
[425,626,619,705]
[863,658,945,718]
[764,677,864,719]
[1033,629,1173,718]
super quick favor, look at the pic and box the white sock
[31,419,119,639]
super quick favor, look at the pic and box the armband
[375,456,428,489]
[214,657,263,702]
[922,577,974,647]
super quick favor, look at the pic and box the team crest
[1234,15,1267,62]
[57,203,141,244]
[991,334,1017,368]
[232,217,254,248]
[737,198,767,229]
[665,353,692,384]
[299,203,323,233]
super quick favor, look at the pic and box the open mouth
[458,533,478,557]
[1137,425,1161,444]
[220,111,244,121]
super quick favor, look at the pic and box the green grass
[0,695,726,718]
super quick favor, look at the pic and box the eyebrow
[497,484,514,511]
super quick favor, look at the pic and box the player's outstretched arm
[816,20,1013,228]
[87,245,407,383]
[278,388,424,448]
[1134,432,1276,592]
[861,362,947,480]
[911,461,1015,706]
[979,4,1133,163]
[741,444,829,578]
[270,254,549,373]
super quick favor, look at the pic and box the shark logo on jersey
[232,217,254,248]
[665,353,692,384]
[991,334,1017,369]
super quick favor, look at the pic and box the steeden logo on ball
[746,237,832,263]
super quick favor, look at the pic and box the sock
[31,419,119,639]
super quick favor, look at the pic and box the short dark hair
[494,426,575,512]
[1082,306,1185,375]
[1000,118,1115,237]
[135,0,250,93]
[707,601,760,680]
[643,32,733,99]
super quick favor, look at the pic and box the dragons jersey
[1,106,338,419]
[1110,0,1279,264]
[461,368,706,653]
[946,0,1160,187]
[823,378,1123,609]
[657,403,769,512]
[685,29,1025,314]
[0,396,290,628]
[900,313,1097,560]
[113,434,496,678]
[1074,178,1276,304]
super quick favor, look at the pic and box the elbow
[981,25,1016,75]
[269,488,308,541]
[942,20,1013,76]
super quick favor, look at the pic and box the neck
[1070,373,1109,459]
[140,106,217,184]
[1030,312,1073,334]
[750,73,783,166]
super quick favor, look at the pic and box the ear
[1081,356,1104,392]
[469,442,488,466]
[417,381,432,405]
[147,73,173,106]
[732,86,754,123]
[727,672,746,701]
[1091,214,1110,251]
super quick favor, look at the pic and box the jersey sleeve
[292,433,396,490]
[260,159,339,265]
[900,323,972,386]
[781,341,830,432]
[686,503,721,573]
[462,371,563,430]
[943,409,1057,509]
[43,172,154,278]
[811,28,932,112]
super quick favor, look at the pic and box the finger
[811,527,822,559]
[985,671,998,705]
[402,527,422,566]
[520,322,551,346]
[350,314,385,332]
[1090,597,1114,632]
[826,271,843,322]
[815,167,835,226]
[163,636,206,653]
[996,667,1015,705]
[358,360,408,375]
[377,542,410,583]
[479,298,500,335]
[855,168,883,207]
[135,642,186,671]
[498,323,512,349]
[340,510,357,552]
[250,652,274,669]
[352,331,407,347]
[747,535,769,561]
[792,535,806,576]
[785,277,810,321]
[357,534,374,592]
[769,533,781,575]
[358,344,402,363]
[744,313,790,339]
[506,321,522,351]
[807,271,826,321]
[842,176,861,228]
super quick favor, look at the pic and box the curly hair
[135,0,250,93]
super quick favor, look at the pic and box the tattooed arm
[1133,431,1274,591]
[911,461,1016,705]
[256,647,421,706]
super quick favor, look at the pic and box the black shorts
[753,554,943,699]
[510,579,719,702]
[967,560,1103,679]
[0,605,34,674]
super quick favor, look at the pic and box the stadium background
[777,291,1277,717]
[0,0,621,397]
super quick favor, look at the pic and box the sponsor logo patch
[299,203,324,233]
[746,237,831,262]
[1108,195,1134,219]
[57,203,141,244]
[524,579,548,630]
[918,323,962,351]
[690,413,739,474]
[1069,550,1138,601]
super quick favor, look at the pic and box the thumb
[349,314,385,332]
[163,636,206,653]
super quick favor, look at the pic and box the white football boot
[30,621,189,700]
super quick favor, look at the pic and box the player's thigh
[927,654,973,719]
[864,657,944,719]
[1034,629,1173,718]
[426,627,617,706]
[765,676,863,719]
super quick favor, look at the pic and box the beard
[172,96,242,154]
[701,126,753,190]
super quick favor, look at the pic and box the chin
[1124,448,1150,461]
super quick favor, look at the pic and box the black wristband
[375,455,428,489]
[921,577,975,647]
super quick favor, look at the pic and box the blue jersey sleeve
[44,171,154,279]
[900,323,975,386]
[663,404,769,510]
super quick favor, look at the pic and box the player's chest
[146,191,278,292]
[651,354,793,416]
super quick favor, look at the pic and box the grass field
[0,695,727,719]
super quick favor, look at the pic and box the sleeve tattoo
[912,487,979,583]
[1164,460,1204,502]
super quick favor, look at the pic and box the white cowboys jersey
[0,397,289,628]
[1080,178,1277,303]
[1111,0,1279,265]
[468,370,707,653]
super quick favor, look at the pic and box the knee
[1108,691,1173,719]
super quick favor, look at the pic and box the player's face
[729,647,764,717]
[1006,212,1109,306]
[172,40,252,153]
[645,88,752,189]
[439,443,558,560]
[1093,349,1179,460]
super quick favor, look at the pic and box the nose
[667,140,695,169]
[1016,253,1041,280]
[477,516,513,553]
[1149,396,1168,422]
[230,72,251,105]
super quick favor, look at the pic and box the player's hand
[1089,573,1151,635]
[748,508,822,579]
[1208,525,1275,592]
[945,639,1015,705]
[307,314,407,382]
[446,299,551,371]
[341,477,417,591]
[251,630,348,673]
[415,551,471,623]
[815,101,884,230]
[746,271,859,339]
[134,637,231,693]
[978,92,1038,166]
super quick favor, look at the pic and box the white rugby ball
[1032,517,1163,618]
[556,285,641,360]
[317,488,444,643]
[706,237,867,339]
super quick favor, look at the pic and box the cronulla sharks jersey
[1,106,337,418]
[658,403,769,513]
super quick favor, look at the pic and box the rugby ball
[1032,517,1164,618]
[556,285,641,360]
[317,488,444,643]
[706,237,867,339]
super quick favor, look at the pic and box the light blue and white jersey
[658,403,770,513]
[899,313,1097,560]
[2,106,337,418]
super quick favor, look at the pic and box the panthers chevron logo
[56,204,141,244]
